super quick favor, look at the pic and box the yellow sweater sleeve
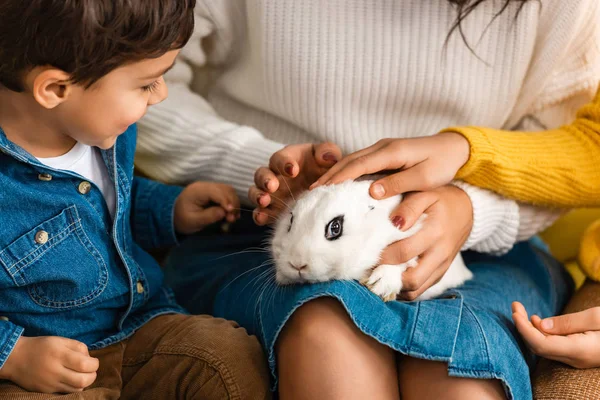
[442,86,600,208]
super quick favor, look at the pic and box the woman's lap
[164,218,573,400]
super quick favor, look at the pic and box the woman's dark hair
[0,0,196,92]
[447,0,535,54]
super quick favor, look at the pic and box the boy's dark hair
[0,0,196,92]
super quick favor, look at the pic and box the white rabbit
[271,180,472,301]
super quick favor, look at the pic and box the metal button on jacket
[35,230,49,245]
[78,181,92,195]
[136,281,145,294]
[38,173,53,182]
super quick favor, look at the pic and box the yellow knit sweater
[442,86,600,282]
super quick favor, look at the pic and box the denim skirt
[164,217,573,400]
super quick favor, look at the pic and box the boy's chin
[96,136,120,150]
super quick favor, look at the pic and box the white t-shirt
[37,143,116,218]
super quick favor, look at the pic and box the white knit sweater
[136,0,600,254]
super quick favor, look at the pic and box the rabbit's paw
[362,258,418,302]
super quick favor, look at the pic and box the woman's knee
[277,297,356,350]
[398,357,506,400]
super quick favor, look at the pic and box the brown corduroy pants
[0,314,271,400]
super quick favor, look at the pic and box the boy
[0,0,270,398]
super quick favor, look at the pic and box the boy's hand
[0,336,99,394]
[174,181,240,235]
[250,142,341,226]
[512,302,600,368]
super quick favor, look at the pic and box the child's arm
[445,86,600,208]
[130,176,240,250]
[0,335,99,393]
[315,86,600,210]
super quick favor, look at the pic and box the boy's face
[52,50,180,149]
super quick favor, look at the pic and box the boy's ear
[30,68,74,109]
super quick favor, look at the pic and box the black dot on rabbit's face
[325,215,344,240]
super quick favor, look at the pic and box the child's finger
[195,206,226,226]
[62,349,99,373]
[511,301,528,318]
[60,368,97,390]
[61,338,90,355]
[513,311,574,358]
[205,184,238,212]
[540,307,600,335]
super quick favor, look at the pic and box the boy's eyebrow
[140,61,177,80]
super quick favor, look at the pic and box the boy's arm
[445,86,600,208]
[130,177,183,250]
[0,321,23,370]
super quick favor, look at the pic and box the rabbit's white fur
[271,180,472,301]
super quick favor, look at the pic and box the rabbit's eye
[287,214,294,232]
[325,215,344,240]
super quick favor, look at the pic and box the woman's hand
[512,302,600,369]
[250,142,342,225]
[381,185,473,300]
[311,133,470,200]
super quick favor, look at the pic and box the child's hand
[0,336,99,393]
[311,133,470,199]
[512,301,600,368]
[174,181,240,235]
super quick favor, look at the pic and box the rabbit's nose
[289,262,307,271]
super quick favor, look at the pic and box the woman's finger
[389,191,439,231]
[313,142,342,168]
[254,167,279,192]
[540,307,600,335]
[253,207,280,226]
[270,144,314,178]
[248,186,271,208]
[370,163,438,200]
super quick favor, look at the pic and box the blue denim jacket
[0,124,186,369]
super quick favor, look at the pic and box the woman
[136,1,600,398]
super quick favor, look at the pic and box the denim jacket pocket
[0,205,108,309]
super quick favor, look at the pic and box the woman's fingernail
[285,163,294,175]
[323,152,338,163]
[391,216,404,229]
[372,184,385,198]
[541,319,553,330]
[264,179,271,190]
[226,204,234,211]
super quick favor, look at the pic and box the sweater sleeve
[446,86,600,209]
[135,11,285,202]
[449,1,600,254]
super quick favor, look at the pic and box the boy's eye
[141,80,160,93]
[325,215,344,241]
